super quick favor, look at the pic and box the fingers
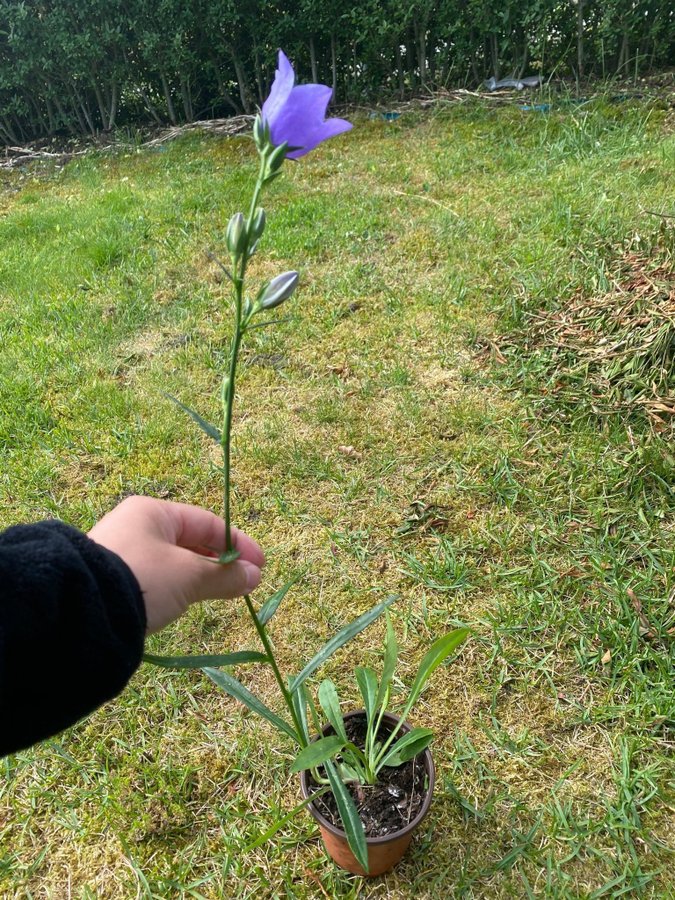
[184,552,262,603]
[162,501,265,568]
[231,528,266,568]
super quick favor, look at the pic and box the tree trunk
[108,81,119,129]
[331,32,338,103]
[415,20,427,86]
[0,115,18,144]
[309,35,318,83]
[406,32,417,88]
[52,90,77,134]
[516,41,529,78]
[45,97,57,134]
[428,38,436,84]
[160,72,178,124]
[617,30,629,74]
[180,77,193,121]
[66,86,89,134]
[211,62,241,114]
[12,113,27,142]
[395,40,405,98]
[230,49,251,113]
[28,95,49,135]
[72,84,96,135]
[136,83,163,124]
[253,42,265,103]
[577,0,585,80]
[490,33,500,79]
[93,78,109,130]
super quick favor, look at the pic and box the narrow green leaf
[290,681,310,745]
[317,679,347,741]
[375,611,398,712]
[244,787,330,852]
[290,736,346,773]
[325,761,369,874]
[144,651,267,669]
[289,595,398,693]
[379,728,434,767]
[163,392,221,443]
[400,628,470,724]
[306,687,323,734]
[203,667,299,743]
[355,667,378,722]
[258,575,300,626]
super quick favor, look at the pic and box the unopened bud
[266,143,288,176]
[226,212,247,258]
[259,271,299,310]
[250,208,266,244]
[253,114,271,151]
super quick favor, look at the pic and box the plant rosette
[300,710,436,877]
[290,621,469,875]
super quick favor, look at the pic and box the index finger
[167,502,266,568]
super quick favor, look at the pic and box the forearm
[0,520,146,755]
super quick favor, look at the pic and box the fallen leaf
[328,363,351,379]
[338,445,363,460]
[627,587,655,638]
[601,649,612,665]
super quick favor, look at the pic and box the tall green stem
[244,595,307,746]
[221,152,268,551]
[218,146,306,745]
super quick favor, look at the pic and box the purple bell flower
[262,50,352,159]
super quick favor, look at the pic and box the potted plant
[144,50,469,876]
[292,615,468,875]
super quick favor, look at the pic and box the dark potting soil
[308,715,428,839]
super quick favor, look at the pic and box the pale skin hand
[88,496,265,634]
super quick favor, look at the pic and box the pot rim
[299,709,436,845]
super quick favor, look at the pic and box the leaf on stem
[163,393,221,443]
[144,651,267,669]
[203,667,300,743]
[399,628,470,724]
[325,761,369,874]
[258,574,301,626]
[375,612,398,712]
[378,727,434,767]
[317,679,347,741]
[355,667,378,722]
[290,736,346,773]
[290,681,310,745]
[289,595,398,693]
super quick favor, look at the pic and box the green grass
[0,98,673,898]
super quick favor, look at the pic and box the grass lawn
[0,97,673,898]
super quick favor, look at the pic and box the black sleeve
[0,520,146,756]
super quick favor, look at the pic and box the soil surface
[308,715,429,838]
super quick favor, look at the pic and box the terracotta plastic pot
[300,710,436,877]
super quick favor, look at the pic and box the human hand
[88,496,265,633]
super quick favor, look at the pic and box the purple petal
[285,117,353,159]
[268,83,352,158]
[261,50,295,125]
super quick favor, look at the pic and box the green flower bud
[265,143,288,177]
[226,212,247,258]
[259,271,299,310]
[253,114,271,151]
[249,207,266,244]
